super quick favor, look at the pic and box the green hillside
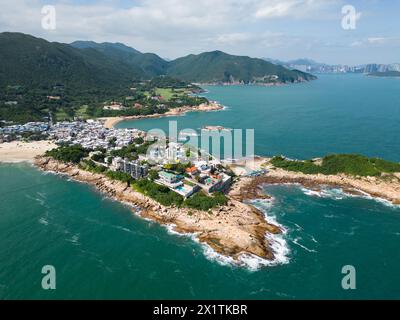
[0,33,317,123]
[0,33,141,89]
[70,42,316,84]
[70,41,168,77]
[0,34,316,89]
[167,50,316,83]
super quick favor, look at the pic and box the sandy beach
[102,102,223,129]
[0,141,57,163]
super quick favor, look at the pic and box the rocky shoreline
[34,157,282,265]
[232,167,400,205]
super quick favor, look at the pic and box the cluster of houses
[0,122,49,135]
[0,117,233,199]
[48,120,144,150]
[104,139,232,199]
[154,159,232,199]
[103,103,126,111]
[0,121,49,142]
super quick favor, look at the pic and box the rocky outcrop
[231,168,400,205]
[34,157,281,263]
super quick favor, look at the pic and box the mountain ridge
[0,32,316,88]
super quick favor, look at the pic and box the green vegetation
[163,162,192,174]
[133,178,227,211]
[79,159,107,174]
[110,141,155,160]
[184,192,228,211]
[0,33,316,123]
[91,153,105,163]
[133,179,184,207]
[271,154,400,177]
[133,137,144,145]
[148,169,160,181]
[167,50,317,84]
[45,145,88,164]
[0,34,204,123]
[148,76,190,89]
[20,131,48,142]
[105,170,134,184]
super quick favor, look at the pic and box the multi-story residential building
[113,157,149,179]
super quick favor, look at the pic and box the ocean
[1,74,399,299]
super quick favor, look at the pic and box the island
[368,71,400,77]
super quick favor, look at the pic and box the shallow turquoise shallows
[1,74,400,299]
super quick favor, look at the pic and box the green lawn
[75,105,89,119]
[155,88,187,101]
[54,109,70,121]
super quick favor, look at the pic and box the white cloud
[0,0,397,64]
[254,0,340,19]
[255,0,303,18]
[351,37,400,48]
[367,37,386,44]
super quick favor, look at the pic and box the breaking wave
[300,186,400,209]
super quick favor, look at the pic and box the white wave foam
[71,234,80,243]
[292,237,317,253]
[38,217,49,225]
[113,225,132,233]
[163,219,288,271]
[201,234,290,271]
[66,234,80,245]
[300,187,347,200]
[293,223,303,231]
[369,195,400,208]
[301,188,323,197]
[300,186,400,209]
[248,199,291,269]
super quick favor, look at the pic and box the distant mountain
[0,32,142,89]
[265,57,400,74]
[72,43,315,83]
[168,51,316,84]
[264,57,346,73]
[70,40,141,54]
[286,58,320,66]
[0,33,316,91]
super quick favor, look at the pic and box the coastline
[0,141,57,163]
[101,102,224,129]
[34,157,282,268]
[229,159,400,205]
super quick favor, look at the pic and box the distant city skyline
[0,0,399,65]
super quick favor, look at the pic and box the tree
[148,170,159,181]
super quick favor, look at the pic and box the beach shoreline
[0,141,57,163]
[101,102,224,129]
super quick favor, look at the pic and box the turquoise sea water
[1,74,400,299]
[117,74,400,161]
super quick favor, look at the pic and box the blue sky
[0,0,399,64]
